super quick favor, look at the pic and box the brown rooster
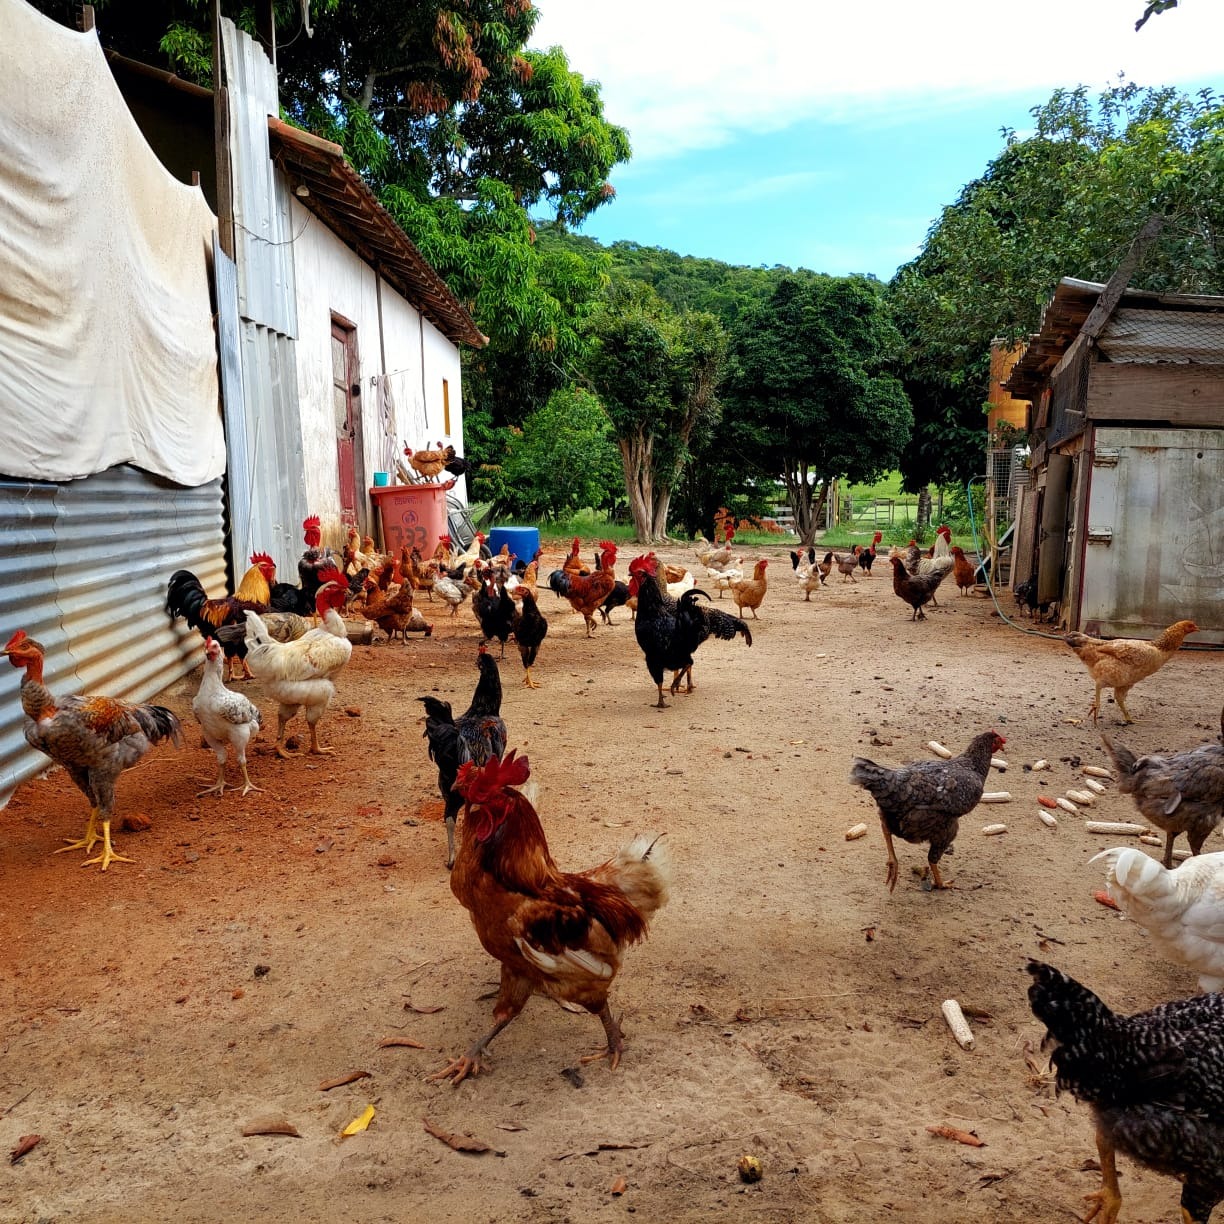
[429,751,670,1084]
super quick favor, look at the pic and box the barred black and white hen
[1027,960,1224,1224]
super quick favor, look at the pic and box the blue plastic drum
[487,526,540,564]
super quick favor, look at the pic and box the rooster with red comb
[430,750,670,1085]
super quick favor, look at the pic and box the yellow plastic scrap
[341,1105,376,1137]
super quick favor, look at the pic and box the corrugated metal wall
[221,19,296,337]
[0,467,225,804]
[220,19,307,576]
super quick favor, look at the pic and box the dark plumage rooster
[419,647,507,869]
[1027,960,1224,1224]
[165,559,275,681]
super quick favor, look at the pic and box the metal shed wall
[1077,426,1224,643]
[0,466,225,804]
[221,18,296,339]
[220,20,308,576]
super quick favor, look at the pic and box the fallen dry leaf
[403,1001,445,1015]
[241,1117,301,1138]
[341,1105,376,1137]
[926,1124,985,1147]
[9,1134,42,1164]
[319,1070,372,1092]
[378,1037,426,1049]
[422,1116,504,1155]
[610,1176,627,1196]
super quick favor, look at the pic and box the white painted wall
[287,194,466,544]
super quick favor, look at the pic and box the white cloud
[532,0,1224,159]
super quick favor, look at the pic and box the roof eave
[267,117,487,349]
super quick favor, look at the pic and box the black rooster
[510,587,548,689]
[418,648,507,868]
[628,554,751,709]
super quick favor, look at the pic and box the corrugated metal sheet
[0,467,225,804]
[221,18,297,338]
[217,23,308,578]
[236,319,309,569]
[1078,426,1224,644]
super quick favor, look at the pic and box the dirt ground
[3,540,1223,1224]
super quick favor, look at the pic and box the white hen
[244,576,352,758]
[193,637,262,797]
[1092,845,1224,991]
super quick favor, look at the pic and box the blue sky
[530,1,1224,280]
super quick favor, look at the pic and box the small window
[442,378,451,436]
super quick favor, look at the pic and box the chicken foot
[521,667,541,689]
[1082,1127,1122,1224]
[428,972,531,1086]
[55,806,101,857]
[80,818,133,872]
[881,819,901,893]
[577,1004,625,1071]
[307,723,334,755]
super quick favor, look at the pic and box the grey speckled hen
[1101,708,1224,868]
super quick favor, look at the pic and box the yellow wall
[987,342,1028,438]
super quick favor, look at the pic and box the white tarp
[0,0,224,487]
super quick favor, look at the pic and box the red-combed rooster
[2,630,183,870]
[557,541,618,638]
[430,751,670,1085]
[165,555,277,680]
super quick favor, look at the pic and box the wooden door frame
[330,313,367,535]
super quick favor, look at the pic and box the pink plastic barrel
[370,483,449,558]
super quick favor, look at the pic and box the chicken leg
[1082,1127,1122,1224]
[55,806,101,856]
[881,818,901,893]
[238,761,263,796]
[428,970,532,1086]
[578,1003,625,1070]
[522,667,540,689]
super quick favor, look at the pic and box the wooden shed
[1004,277,1224,643]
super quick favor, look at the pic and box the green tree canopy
[584,283,728,543]
[890,81,1224,491]
[494,387,621,521]
[728,276,913,545]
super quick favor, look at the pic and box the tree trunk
[917,485,932,529]
[619,434,655,544]
[650,489,672,542]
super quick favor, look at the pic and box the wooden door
[331,318,360,527]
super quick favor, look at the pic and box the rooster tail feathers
[418,695,454,724]
[1089,846,1176,911]
[243,610,271,646]
[849,757,888,794]
[604,833,672,921]
[165,570,206,623]
[134,704,183,748]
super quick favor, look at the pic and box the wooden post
[211,0,234,259]
[77,5,94,31]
